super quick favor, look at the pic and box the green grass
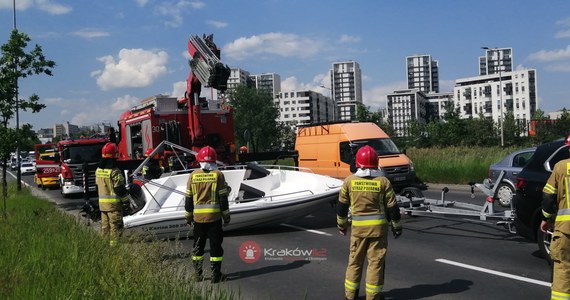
[407,146,519,184]
[0,185,238,300]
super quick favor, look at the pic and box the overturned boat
[123,158,343,239]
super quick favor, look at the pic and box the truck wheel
[496,183,514,207]
[537,226,553,264]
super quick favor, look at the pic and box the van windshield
[339,138,401,164]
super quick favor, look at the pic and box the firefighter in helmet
[541,134,570,299]
[185,146,231,283]
[239,146,248,154]
[142,148,163,180]
[96,143,130,246]
[337,145,402,300]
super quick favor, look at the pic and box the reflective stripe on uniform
[210,256,223,262]
[344,279,359,291]
[555,208,570,222]
[552,290,570,300]
[98,195,120,203]
[192,255,204,261]
[351,214,387,226]
[194,204,221,214]
[365,282,383,294]
[544,183,557,194]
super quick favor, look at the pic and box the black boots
[210,261,226,283]
[192,260,203,282]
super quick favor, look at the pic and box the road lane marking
[280,224,333,236]
[436,258,551,287]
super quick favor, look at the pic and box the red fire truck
[57,137,108,197]
[116,34,234,166]
[33,143,60,190]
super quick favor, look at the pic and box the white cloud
[223,33,323,61]
[71,28,110,39]
[556,17,570,27]
[44,97,64,104]
[527,45,570,62]
[206,20,228,28]
[363,81,407,110]
[111,94,141,111]
[555,29,570,39]
[545,63,570,72]
[156,1,205,27]
[339,34,361,43]
[91,48,169,90]
[0,0,70,14]
[281,72,330,94]
[171,80,186,98]
[135,0,149,7]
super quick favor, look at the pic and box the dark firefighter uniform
[142,159,163,180]
[96,167,129,246]
[542,151,570,300]
[185,168,230,283]
[337,174,401,300]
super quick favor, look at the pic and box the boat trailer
[395,171,516,234]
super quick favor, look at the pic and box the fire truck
[57,137,108,197]
[116,34,234,166]
[33,143,60,189]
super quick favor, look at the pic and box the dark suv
[514,138,569,261]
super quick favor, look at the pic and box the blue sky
[1,0,570,130]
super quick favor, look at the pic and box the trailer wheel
[537,226,553,265]
[400,187,424,199]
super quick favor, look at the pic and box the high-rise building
[330,61,362,121]
[227,67,253,91]
[479,48,513,76]
[406,55,439,93]
[275,90,336,126]
[249,73,281,96]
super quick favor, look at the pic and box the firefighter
[185,146,231,283]
[540,134,570,299]
[96,142,130,247]
[142,148,163,180]
[337,145,402,300]
[239,146,248,154]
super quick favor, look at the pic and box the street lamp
[482,47,504,147]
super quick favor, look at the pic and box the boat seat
[237,183,265,202]
[244,162,270,180]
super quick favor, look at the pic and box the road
[13,171,552,300]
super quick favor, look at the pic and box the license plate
[394,176,406,182]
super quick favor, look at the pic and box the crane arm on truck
[185,34,231,144]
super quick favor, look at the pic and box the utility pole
[13,0,22,190]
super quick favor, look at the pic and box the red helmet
[102,143,117,158]
[196,146,217,163]
[566,134,570,146]
[144,148,154,157]
[355,145,378,168]
[239,146,248,153]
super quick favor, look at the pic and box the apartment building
[250,73,281,96]
[275,90,336,126]
[407,55,439,93]
[387,89,428,137]
[330,61,363,121]
[454,69,537,127]
[479,47,513,76]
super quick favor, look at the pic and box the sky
[1,0,570,130]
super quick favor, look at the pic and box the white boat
[123,163,343,239]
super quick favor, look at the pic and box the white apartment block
[426,92,454,120]
[480,47,513,76]
[387,89,428,137]
[454,69,537,127]
[330,61,363,121]
[228,68,251,91]
[275,90,336,126]
[406,55,439,93]
[250,73,281,96]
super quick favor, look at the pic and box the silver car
[488,147,536,207]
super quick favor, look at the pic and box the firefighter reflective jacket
[185,169,230,223]
[543,159,570,234]
[96,167,128,212]
[338,175,397,237]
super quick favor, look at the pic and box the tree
[277,121,297,150]
[229,85,280,152]
[0,29,55,208]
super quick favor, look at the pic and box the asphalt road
[12,172,552,300]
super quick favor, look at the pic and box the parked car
[488,147,536,207]
[20,162,36,175]
[514,138,569,262]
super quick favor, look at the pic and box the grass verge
[0,184,237,300]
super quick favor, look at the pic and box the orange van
[295,122,415,191]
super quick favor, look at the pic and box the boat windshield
[62,144,104,164]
